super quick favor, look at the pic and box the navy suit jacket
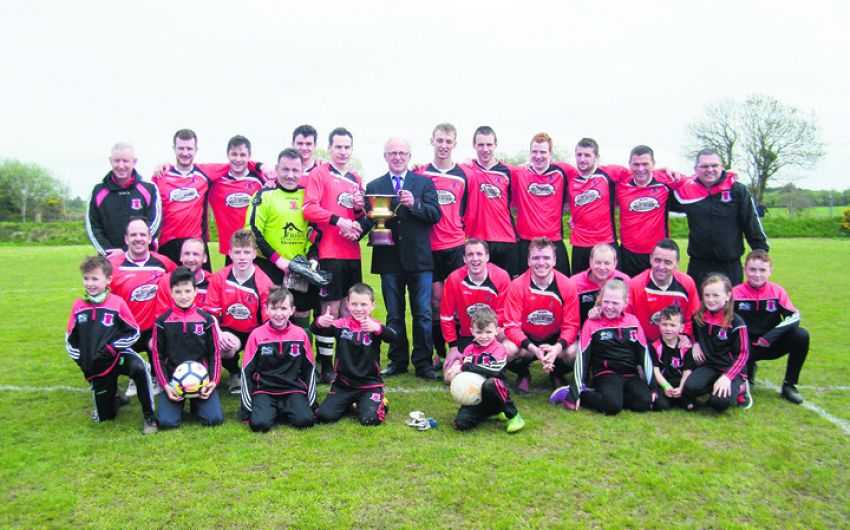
[365,171,441,274]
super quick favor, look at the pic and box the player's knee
[628,393,651,412]
[250,418,273,433]
[453,418,474,431]
[316,408,341,424]
[708,395,731,412]
[290,413,315,429]
[601,397,623,416]
[792,327,810,346]
[652,395,672,412]
[157,418,181,430]
[359,413,383,426]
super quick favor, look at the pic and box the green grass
[1,240,849,528]
[764,206,849,219]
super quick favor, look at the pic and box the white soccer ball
[450,372,486,406]
[171,361,210,398]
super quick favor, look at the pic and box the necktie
[393,175,402,194]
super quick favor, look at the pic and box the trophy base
[369,230,395,246]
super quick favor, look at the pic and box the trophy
[366,194,397,246]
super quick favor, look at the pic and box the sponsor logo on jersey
[650,310,662,325]
[671,356,682,369]
[170,188,200,202]
[527,309,555,326]
[600,330,613,340]
[226,303,251,320]
[717,328,728,340]
[628,197,660,212]
[194,324,204,335]
[574,190,601,207]
[225,192,252,208]
[337,192,354,208]
[130,284,158,302]
[77,313,88,323]
[721,191,732,203]
[101,313,114,327]
[766,300,777,312]
[465,302,490,317]
[437,189,457,205]
[629,329,638,341]
[581,294,596,304]
[289,344,301,357]
[480,183,502,199]
[362,332,372,345]
[260,346,273,356]
[131,198,142,210]
[528,183,555,197]
[737,302,752,311]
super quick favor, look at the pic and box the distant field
[764,205,848,218]
[1,240,848,528]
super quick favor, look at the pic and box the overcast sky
[2,0,848,197]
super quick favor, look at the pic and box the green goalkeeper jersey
[246,185,316,262]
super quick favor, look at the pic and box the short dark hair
[328,127,353,146]
[695,148,722,165]
[227,135,251,154]
[630,145,654,162]
[528,237,555,255]
[267,286,294,307]
[277,147,300,163]
[654,238,680,260]
[80,255,111,277]
[576,138,599,155]
[173,129,197,145]
[348,282,374,301]
[170,266,196,288]
[473,126,497,144]
[292,124,318,143]
[659,304,683,323]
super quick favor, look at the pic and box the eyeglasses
[385,151,410,158]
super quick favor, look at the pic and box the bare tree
[684,95,826,205]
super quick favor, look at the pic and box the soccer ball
[171,361,210,398]
[450,372,486,406]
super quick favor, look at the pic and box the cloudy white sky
[1,0,848,197]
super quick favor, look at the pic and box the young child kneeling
[313,283,399,426]
[444,307,524,433]
[152,267,224,429]
[650,305,695,411]
[66,256,157,434]
[551,279,653,415]
[241,286,316,432]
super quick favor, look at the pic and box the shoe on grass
[125,380,138,397]
[549,386,571,405]
[228,373,242,394]
[496,412,508,421]
[516,374,531,394]
[781,383,804,404]
[738,380,753,410]
[506,413,525,433]
[142,416,158,435]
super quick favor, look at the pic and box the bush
[669,215,847,238]
[842,208,850,234]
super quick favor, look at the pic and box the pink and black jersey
[440,263,511,346]
[311,316,399,389]
[692,311,749,379]
[208,171,264,255]
[155,270,211,316]
[560,164,628,247]
[241,322,316,411]
[504,270,580,349]
[109,252,177,331]
[151,304,221,388]
[511,165,569,241]
[415,163,468,251]
[302,164,365,260]
[627,269,700,342]
[732,281,800,345]
[616,175,673,254]
[571,268,631,323]
[651,338,694,387]
[460,340,509,380]
[460,161,517,243]
[65,294,140,380]
[205,265,273,334]
[152,167,211,245]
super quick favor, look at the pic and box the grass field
[1,240,849,528]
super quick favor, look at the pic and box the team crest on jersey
[629,197,660,212]
[629,329,638,341]
[77,313,88,323]
[101,313,114,327]
[226,303,251,320]
[717,328,728,340]
[260,346,274,356]
[131,198,142,210]
[527,309,555,326]
[225,192,252,208]
[721,191,732,203]
[245,294,256,305]
[362,332,372,345]
[671,356,682,369]
[581,294,596,304]
[528,183,555,197]
[465,302,490,317]
[289,344,301,357]
[337,192,355,208]
[289,200,299,210]
[170,188,200,202]
[737,302,752,311]
[130,284,157,302]
[766,300,777,312]
[479,183,502,199]
[193,324,204,335]
[370,392,382,402]
[437,189,457,205]
[574,190,601,206]
[600,330,613,340]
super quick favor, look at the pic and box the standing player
[512,132,571,276]
[155,238,211,314]
[439,239,511,381]
[503,238,580,392]
[414,123,469,365]
[86,142,162,257]
[292,124,326,177]
[302,127,367,372]
[571,243,630,324]
[733,250,809,404]
[460,126,519,277]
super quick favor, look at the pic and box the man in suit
[366,138,442,380]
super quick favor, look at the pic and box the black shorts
[486,241,519,278]
[318,259,362,302]
[222,328,252,350]
[432,245,465,282]
[619,246,650,278]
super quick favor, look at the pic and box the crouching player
[683,274,750,412]
[445,307,525,433]
[650,305,695,411]
[66,256,157,434]
[733,250,809,404]
[241,287,316,432]
[551,279,653,415]
[313,284,398,426]
[152,267,223,429]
